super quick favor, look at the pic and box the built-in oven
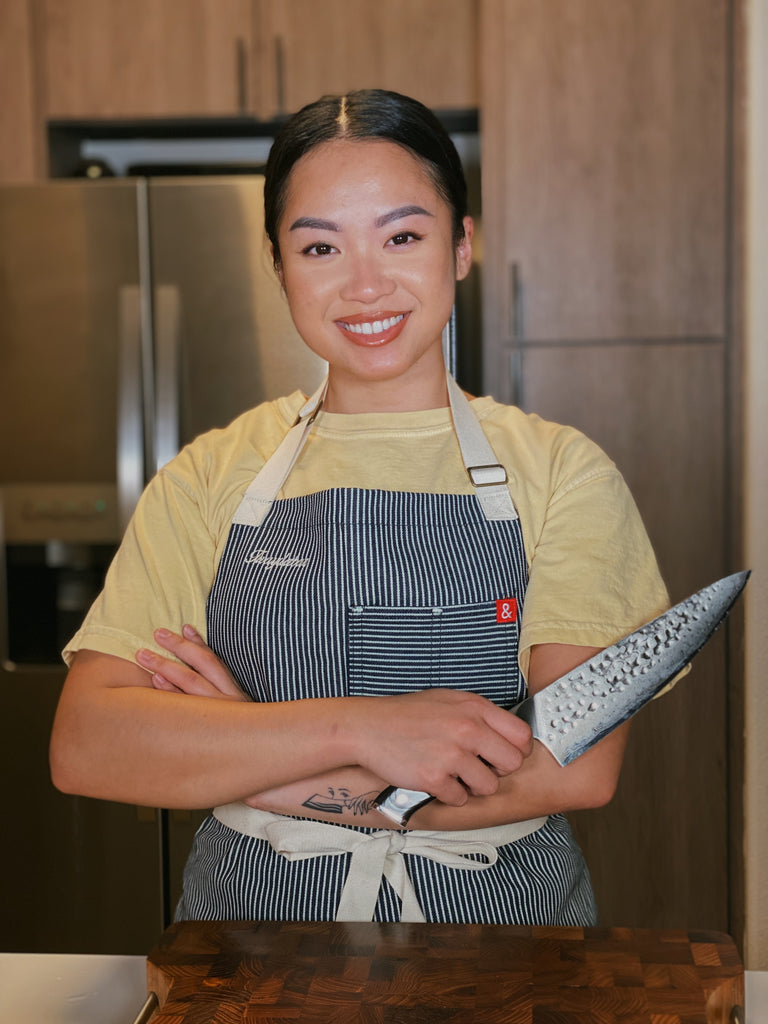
[0,483,119,671]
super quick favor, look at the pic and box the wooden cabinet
[480,0,739,934]
[23,0,476,126]
[481,0,727,357]
[519,342,729,928]
[0,0,478,182]
[253,0,478,117]
[37,0,254,118]
[0,0,40,180]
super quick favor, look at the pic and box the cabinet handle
[117,285,145,534]
[236,36,248,115]
[509,349,524,408]
[153,285,182,473]
[274,35,286,116]
[509,261,524,340]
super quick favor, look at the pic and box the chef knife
[374,570,750,827]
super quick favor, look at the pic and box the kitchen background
[0,0,765,971]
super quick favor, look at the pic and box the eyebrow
[288,205,434,232]
[375,205,434,228]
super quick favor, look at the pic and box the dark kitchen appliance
[0,176,328,953]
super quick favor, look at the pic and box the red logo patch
[496,598,517,623]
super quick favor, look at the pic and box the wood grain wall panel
[0,0,40,181]
[518,341,728,928]
[481,0,728,350]
[38,0,253,118]
[255,0,478,117]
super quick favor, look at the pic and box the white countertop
[0,953,765,1022]
[0,954,147,1024]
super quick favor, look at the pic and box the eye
[387,230,422,247]
[301,241,337,257]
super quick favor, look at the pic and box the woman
[50,90,668,926]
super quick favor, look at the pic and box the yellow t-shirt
[64,392,669,677]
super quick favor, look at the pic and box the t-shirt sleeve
[518,446,669,678]
[63,464,217,667]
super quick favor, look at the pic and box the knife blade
[374,570,750,827]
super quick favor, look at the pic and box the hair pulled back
[264,89,468,267]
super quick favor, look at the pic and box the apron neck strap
[446,375,518,521]
[233,373,517,528]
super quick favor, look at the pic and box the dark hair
[264,89,469,267]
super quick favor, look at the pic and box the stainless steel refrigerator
[0,178,327,953]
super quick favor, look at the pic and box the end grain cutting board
[145,920,744,1023]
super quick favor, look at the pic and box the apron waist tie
[213,803,548,923]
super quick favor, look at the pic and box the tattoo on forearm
[302,786,380,816]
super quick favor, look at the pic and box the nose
[338,250,396,304]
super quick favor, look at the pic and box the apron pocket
[348,601,520,705]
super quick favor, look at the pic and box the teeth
[341,314,405,335]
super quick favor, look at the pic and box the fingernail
[182,624,199,638]
[155,628,172,639]
[136,648,153,664]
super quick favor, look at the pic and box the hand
[351,687,534,807]
[136,626,247,702]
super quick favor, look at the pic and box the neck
[322,369,450,415]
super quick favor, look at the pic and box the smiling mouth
[337,314,406,336]
[335,312,409,345]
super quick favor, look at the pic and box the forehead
[281,138,445,219]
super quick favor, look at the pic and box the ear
[270,243,285,288]
[455,216,474,281]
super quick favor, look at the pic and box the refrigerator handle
[117,285,146,534]
[153,285,182,472]
[0,491,11,671]
[442,303,458,378]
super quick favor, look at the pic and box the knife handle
[373,786,435,828]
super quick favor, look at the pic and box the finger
[181,623,206,646]
[482,705,535,759]
[153,629,244,698]
[150,672,184,694]
[430,775,470,807]
[471,731,528,777]
[136,647,222,698]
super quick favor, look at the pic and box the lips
[335,312,409,346]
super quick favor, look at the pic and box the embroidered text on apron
[176,376,597,926]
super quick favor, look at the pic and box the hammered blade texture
[528,570,749,766]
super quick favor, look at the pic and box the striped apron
[175,376,598,926]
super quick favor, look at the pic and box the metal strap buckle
[292,396,325,428]
[468,463,508,487]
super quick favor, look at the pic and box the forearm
[408,726,628,831]
[50,654,363,809]
[247,721,627,830]
[249,767,396,829]
[51,649,533,810]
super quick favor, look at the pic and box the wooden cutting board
[145,920,744,1022]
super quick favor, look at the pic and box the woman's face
[275,138,473,412]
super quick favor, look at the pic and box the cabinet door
[516,341,729,930]
[480,0,728,352]
[39,0,253,118]
[254,0,477,117]
[0,0,39,181]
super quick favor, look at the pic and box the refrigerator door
[0,182,163,953]
[147,177,326,470]
[146,176,327,913]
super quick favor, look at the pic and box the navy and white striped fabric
[176,487,598,926]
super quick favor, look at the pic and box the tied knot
[213,803,548,922]
[263,820,502,922]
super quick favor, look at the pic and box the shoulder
[159,391,305,497]
[130,391,305,543]
[472,396,620,505]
